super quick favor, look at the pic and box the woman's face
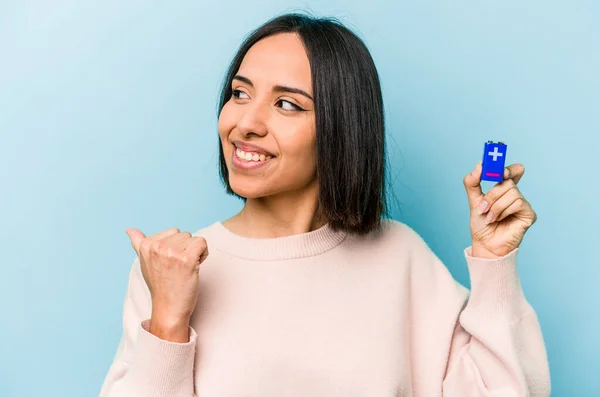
[218,32,317,200]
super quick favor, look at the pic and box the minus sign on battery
[485,172,501,177]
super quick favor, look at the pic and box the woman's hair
[217,12,390,235]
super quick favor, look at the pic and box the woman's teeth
[236,148,271,162]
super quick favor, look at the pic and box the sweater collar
[203,221,348,261]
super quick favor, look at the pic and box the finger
[161,231,193,251]
[185,236,209,264]
[504,163,525,185]
[125,228,147,257]
[494,197,528,223]
[463,161,484,210]
[127,227,179,257]
[148,227,181,242]
[160,230,191,243]
[477,177,517,215]
[484,187,521,223]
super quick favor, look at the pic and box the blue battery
[481,141,507,182]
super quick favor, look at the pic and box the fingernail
[504,168,510,179]
[477,200,488,214]
[486,211,495,224]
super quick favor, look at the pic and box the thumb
[125,228,146,257]
[463,161,484,210]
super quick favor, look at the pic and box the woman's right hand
[125,227,209,342]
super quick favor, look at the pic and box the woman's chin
[230,183,270,200]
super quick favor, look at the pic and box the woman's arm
[99,257,198,397]
[440,246,551,396]
[402,224,551,396]
[415,154,551,395]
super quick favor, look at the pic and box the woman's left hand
[463,161,537,259]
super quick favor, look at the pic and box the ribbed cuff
[125,319,197,396]
[463,246,532,321]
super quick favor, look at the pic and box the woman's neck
[222,190,326,238]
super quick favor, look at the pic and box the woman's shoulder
[346,218,431,255]
[371,219,463,287]
[372,218,426,244]
[191,221,222,239]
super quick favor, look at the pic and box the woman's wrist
[149,311,191,343]
[470,243,503,260]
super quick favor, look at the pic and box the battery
[481,141,507,182]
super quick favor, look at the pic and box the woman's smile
[232,146,275,171]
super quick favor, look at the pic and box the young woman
[100,13,550,397]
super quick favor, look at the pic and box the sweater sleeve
[403,226,551,396]
[440,247,551,396]
[99,257,198,397]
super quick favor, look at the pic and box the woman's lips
[231,148,273,171]
[232,140,276,157]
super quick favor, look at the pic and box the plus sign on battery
[488,146,503,161]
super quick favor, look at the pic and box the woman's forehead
[237,33,312,93]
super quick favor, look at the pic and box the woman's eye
[277,99,303,111]
[232,89,249,99]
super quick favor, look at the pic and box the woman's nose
[236,102,268,137]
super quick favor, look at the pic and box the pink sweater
[99,219,551,396]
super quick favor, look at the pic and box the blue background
[1,1,598,396]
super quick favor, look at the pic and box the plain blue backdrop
[1,1,598,396]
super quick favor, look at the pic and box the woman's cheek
[299,129,317,164]
[218,101,237,132]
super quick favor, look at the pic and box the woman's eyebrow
[233,75,314,102]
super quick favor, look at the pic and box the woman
[100,13,551,397]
